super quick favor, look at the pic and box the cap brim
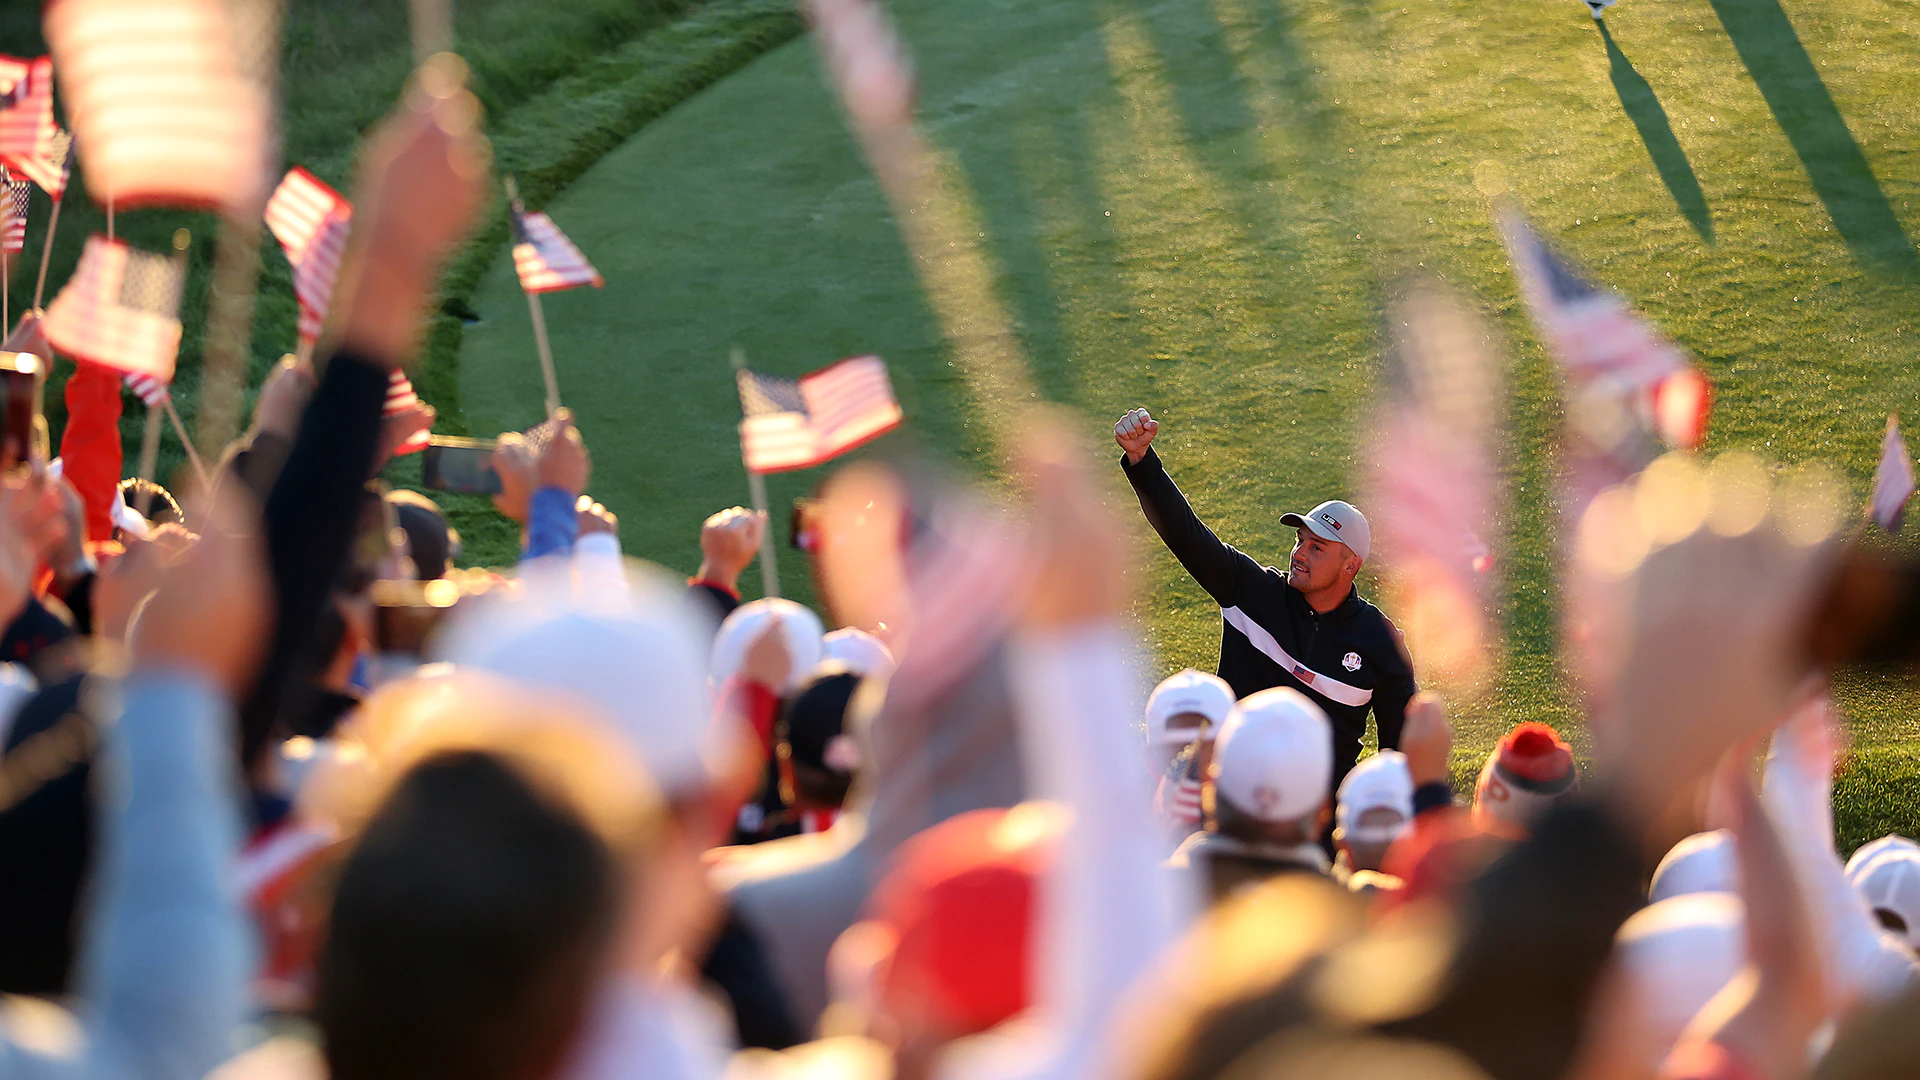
[1280,512,1341,547]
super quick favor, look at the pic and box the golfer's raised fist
[1115,408,1159,465]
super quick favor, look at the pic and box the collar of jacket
[1286,581,1365,621]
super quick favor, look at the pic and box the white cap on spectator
[710,599,826,694]
[1145,669,1236,749]
[1210,687,1332,824]
[1279,500,1371,561]
[1613,893,1746,1072]
[1649,830,1739,903]
[1335,749,1414,843]
[821,626,895,680]
[1853,849,1920,947]
[1848,834,1920,884]
[437,567,720,793]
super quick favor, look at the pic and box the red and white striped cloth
[384,369,429,455]
[43,235,184,380]
[1156,772,1204,831]
[0,57,67,198]
[264,166,352,345]
[1,169,27,254]
[510,203,603,293]
[124,372,168,407]
[44,0,270,210]
[1499,206,1711,511]
[735,355,903,473]
[1872,414,1915,533]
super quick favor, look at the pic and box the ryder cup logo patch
[1342,652,1362,672]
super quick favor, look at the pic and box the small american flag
[1872,414,1914,533]
[0,58,65,198]
[125,372,168,407]
[383,369,430,456]
[44,0,270,210]
[43,235,185,380]
[510,202,603,294]
[1,170,27,254]
[265,166,353,345]
[736,355,903,473]
[1498,207,1710,483]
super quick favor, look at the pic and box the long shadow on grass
[1707,0,1918,275]
[1599,24,1714,243]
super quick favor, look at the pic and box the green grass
[454,0,1920,843]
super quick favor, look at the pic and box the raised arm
[1114,409,1266,606]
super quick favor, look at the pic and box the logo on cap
[1342,652,1361,672]
[1320,513,1342,531]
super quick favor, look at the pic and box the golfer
[1116,407,1416,792]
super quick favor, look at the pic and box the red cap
[868,807,1061,1036]
[1498,723,1575,784]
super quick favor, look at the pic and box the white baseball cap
[1280,500,1371,561]
[1210,687,1332,824]
[821,626,895,680]
[1649,830,1738,904]
[1145,669,1236,748]
[1335,749,1413,843]
[710,598,827,694]
[1848,834,1920,883]
[1613,893,1747,1071]
[436,566,720,793]
[1852,849,1920,947]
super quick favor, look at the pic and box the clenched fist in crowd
[1115,407,1160,465]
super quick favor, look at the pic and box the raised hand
[1400,692,1453,789]
[128,489,269,697]
[490,433,537,524]
[535,409,590,498]
[335,54,491,366]
[697,506,766,592]
[576,496,618,538]
[251,357,316,439]
[1114,407,1159,465]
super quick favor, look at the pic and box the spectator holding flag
[1115,407,1416,799]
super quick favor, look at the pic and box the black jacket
[1121,448,1415,785]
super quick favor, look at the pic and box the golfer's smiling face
[1286,529,1352,594]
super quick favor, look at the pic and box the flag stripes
[384,369,430,455]
[0,58,65,198]
[736,355,902,473]
[44,0,270,210]
[265,166,352,344]
[510,207,603,293]
[43,235,184,380]
[125,372,168,407]
[1,170,27,254]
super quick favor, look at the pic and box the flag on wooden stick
[1,170,27,254]
[264,166,352,344]
[736,355,902,473]
[44,0,271,210]
[383,369,430,456]
[510,202,603,293]
[1872,414,1915,533]
[0,58,65,197]
[124,372,168,407]
[1497,204,1711,511]
[43,235,185,379]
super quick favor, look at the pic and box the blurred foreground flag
[0,58,67,197]
[1498,205,1710,499]
[44,236,185,380]
[737,355,902,473]
[384,369,430,456]
[45,0,271,210]
[125,372,168,407]
[1871,414,1914,532]
[510,202,602,293]
[265,166,352,344]
[1362,278,1503,686]
[2,170,27,254]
